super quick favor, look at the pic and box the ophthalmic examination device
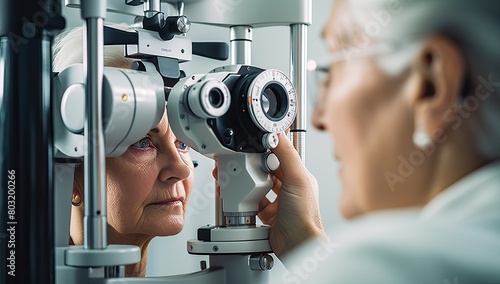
[0,0,310,283]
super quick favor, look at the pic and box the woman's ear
[410,34,466,142]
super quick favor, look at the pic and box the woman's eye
[132,137,153,149]
[176,141,189,151]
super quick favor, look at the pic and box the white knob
[262,133,279,149]
[262,152,280,173]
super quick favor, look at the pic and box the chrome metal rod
[144,0,161,17]
[290,24,308,162]
[230,26,252,65]
[105,265,125,278]
[83,17,107,250]
[177,1,185,15]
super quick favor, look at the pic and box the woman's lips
[150,198,184,206]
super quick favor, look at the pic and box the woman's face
[104,110,194,237]
[313,1,429,219]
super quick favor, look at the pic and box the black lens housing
[261,82,288,121]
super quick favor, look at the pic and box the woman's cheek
[184,176,194,201]
[107,158,156,208]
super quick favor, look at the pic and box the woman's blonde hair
[52,24,135,72]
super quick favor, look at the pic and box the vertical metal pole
[82,0,107,250]
[290,24,308,162]
[230,26,252,65]
[143,0,161,17]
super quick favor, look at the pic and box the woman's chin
[339,192,362,220]
[143,206,186,236]
[155,217,185,236]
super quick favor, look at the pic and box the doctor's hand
[259,132,326,259]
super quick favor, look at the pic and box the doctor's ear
[410,34,467,140]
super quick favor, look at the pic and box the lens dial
[187,79,231,119]
[247,70,296,133]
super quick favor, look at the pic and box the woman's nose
[158,146,192,183]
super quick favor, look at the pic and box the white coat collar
[418,160,500,223]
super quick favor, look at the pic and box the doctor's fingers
[271,133,308,182]
[271,174,282,194]
[258,196,278,225]
[212,165,222,196]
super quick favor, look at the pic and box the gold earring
[71,195,82,207]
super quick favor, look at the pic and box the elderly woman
[53,27,194,277]
[261,0,500,283]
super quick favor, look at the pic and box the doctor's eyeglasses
[307,41,412,104]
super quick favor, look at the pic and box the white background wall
[62,0,346,281]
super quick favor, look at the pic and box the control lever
[193,42,229,61]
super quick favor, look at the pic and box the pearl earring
[412,128,432,150]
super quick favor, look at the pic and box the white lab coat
[281,161,500,284]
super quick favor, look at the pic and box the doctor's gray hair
[346,0,500,159]
[52,24,134,72]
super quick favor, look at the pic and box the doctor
[259,0,500,283]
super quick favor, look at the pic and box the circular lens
[247,69,297,133]
[186,79,231,119]
[209,88,224,108]
[261,89,277,116]
[261,83,287,121]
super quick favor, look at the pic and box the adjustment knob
[178,15,191,33]
[159,16,192,40]
[261,152,280,173]
[262,133,279,149]
[249,254,274,271]
[167,15,191,34]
